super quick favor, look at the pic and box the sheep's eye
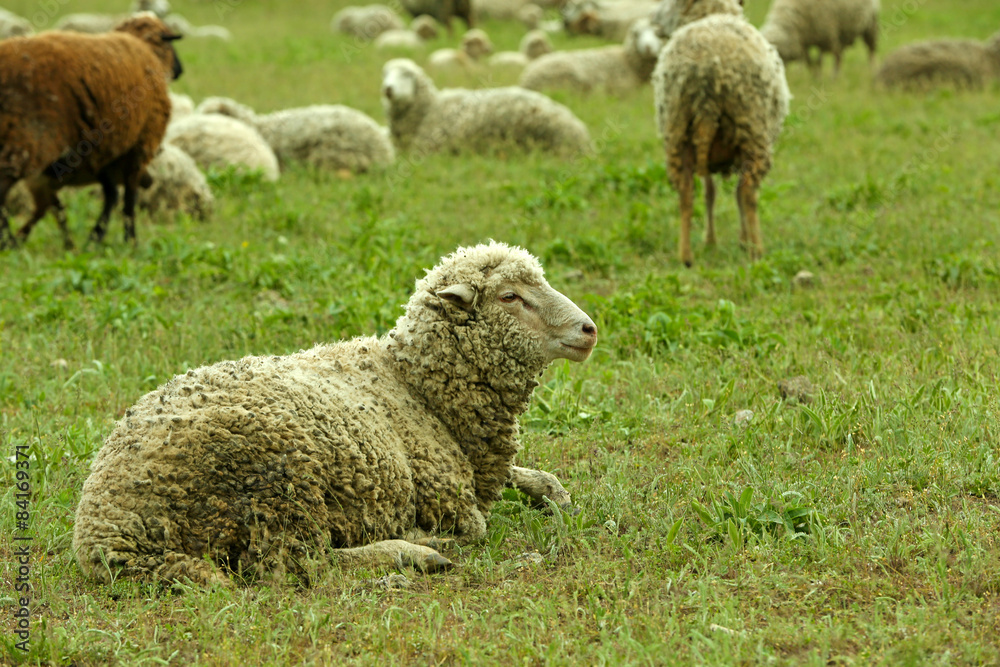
[500,293,520,303]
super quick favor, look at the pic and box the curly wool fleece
[73,242,586,585]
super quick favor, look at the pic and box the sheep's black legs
[0,178,17,249]
[677,148,695,267]
[121,165,141,246]
[704,174,717,248]
[88,174,119,244]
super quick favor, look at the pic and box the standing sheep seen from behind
[73,242,598,585]
[653,0,790,266]
[0,13,183,249]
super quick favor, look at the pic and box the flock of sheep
[0,0,995,584]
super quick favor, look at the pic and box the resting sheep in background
[382,58,594,157]
[519,18,661,95]
[759,0,879,76]
[653,0,789,265]
[165,113,281,182]
[74,241,598,585]
[562,0,658,41]
[874,31,1000,91]
[0,13,183,249]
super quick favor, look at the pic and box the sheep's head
[116,12,183,80]
[423,242,597,367]
[461,29,494,60]
[412,15,440,41]
[381,58,433,112]
[626,19,662,61]
[520,29,553,60]
[652,0,743,41]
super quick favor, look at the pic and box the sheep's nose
[582,322,597,336]
[382,85,393,100]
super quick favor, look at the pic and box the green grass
[2,0,1000,664]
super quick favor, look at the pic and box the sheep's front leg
[737,172,764,260]
[704,174,717,248]
[333,539,453,572]
[510,466,574,510]
[676,148,695,267]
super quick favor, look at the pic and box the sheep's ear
[436,284,477,311]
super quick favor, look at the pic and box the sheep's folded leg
[333,539,453,572]
[509,466,576,512]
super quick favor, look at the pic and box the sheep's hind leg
[704,174,717,248]
[88,175,119,245]
[510,466,576,512]
[334,540,453,572]
[677,147,696,267]
[737,172,764,260]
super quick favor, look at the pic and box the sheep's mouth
[561,342,595,360]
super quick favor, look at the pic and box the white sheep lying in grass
[760,0,879,76]
[874,32,1000,91]
[428,28,494,68]
[562,0,658,41]
[166,113,281,182]
[332,4,406,39]
[490,29,554,69]
[519,18,661,94]
[654,0,789,265]
[382,58,594,157]
[73,241,597,584]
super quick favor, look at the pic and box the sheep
[428,28,494,68]
[138,143,213,220]
[165,114,280,182]
[254,105,397,173]
[375,29,425,50]
[519,18,660,94]
[382,58,594,157]
[489,29,553,69]
[650,0,741,39]
[169,92,195,120]
[413,15,442,41]
[73,241,598,585]
[0,13,183,250]
[195,96,258,126]
[474,0,543,28]
[562,0,657,41]
[332,5,406,40]
[653,0,790,266]
[874,32,1000,91]
[162,13,232,41]
[0,8,32,39]
[759,0,879,76]
[54,13,120,34]
[401,0,474,35]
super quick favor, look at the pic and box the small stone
[792,270,816,288]
[370,574,411,590]
[778,375,815,403]
[734,409,754,428]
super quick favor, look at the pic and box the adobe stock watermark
[10,436,34,654]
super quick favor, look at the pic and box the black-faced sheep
[874,32,1000,91]
[73,241,598,584]
[760,0,879,76]
[0,13,183,249]
[519,18,661,95]
[381,58,594,157]
[653,0,790,266]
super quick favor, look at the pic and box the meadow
[1,0,1000,663]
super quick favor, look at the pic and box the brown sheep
[0,13,183,250]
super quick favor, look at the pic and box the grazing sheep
[428,28,494,68]
[166,114,280,182]
[54,13,120,34]
[162,13,232,40]
[0,13,183,249]
[562,0,657,41]
[653,0,790,265]
[650,0,741,39]
[332,5,406,40]
[382,58,594,157]
[490,29,553,69]
[138,144,213,220]
[519,18,660,94]
[517,4,544,30]
[413,15,442,40]
[0,8,32,39]
[170,92,195,120]
[874,32,1000,91]
[760,0,879,76]
[401,0,474,34]
[73,241,598,585]
[255,105,396,173]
